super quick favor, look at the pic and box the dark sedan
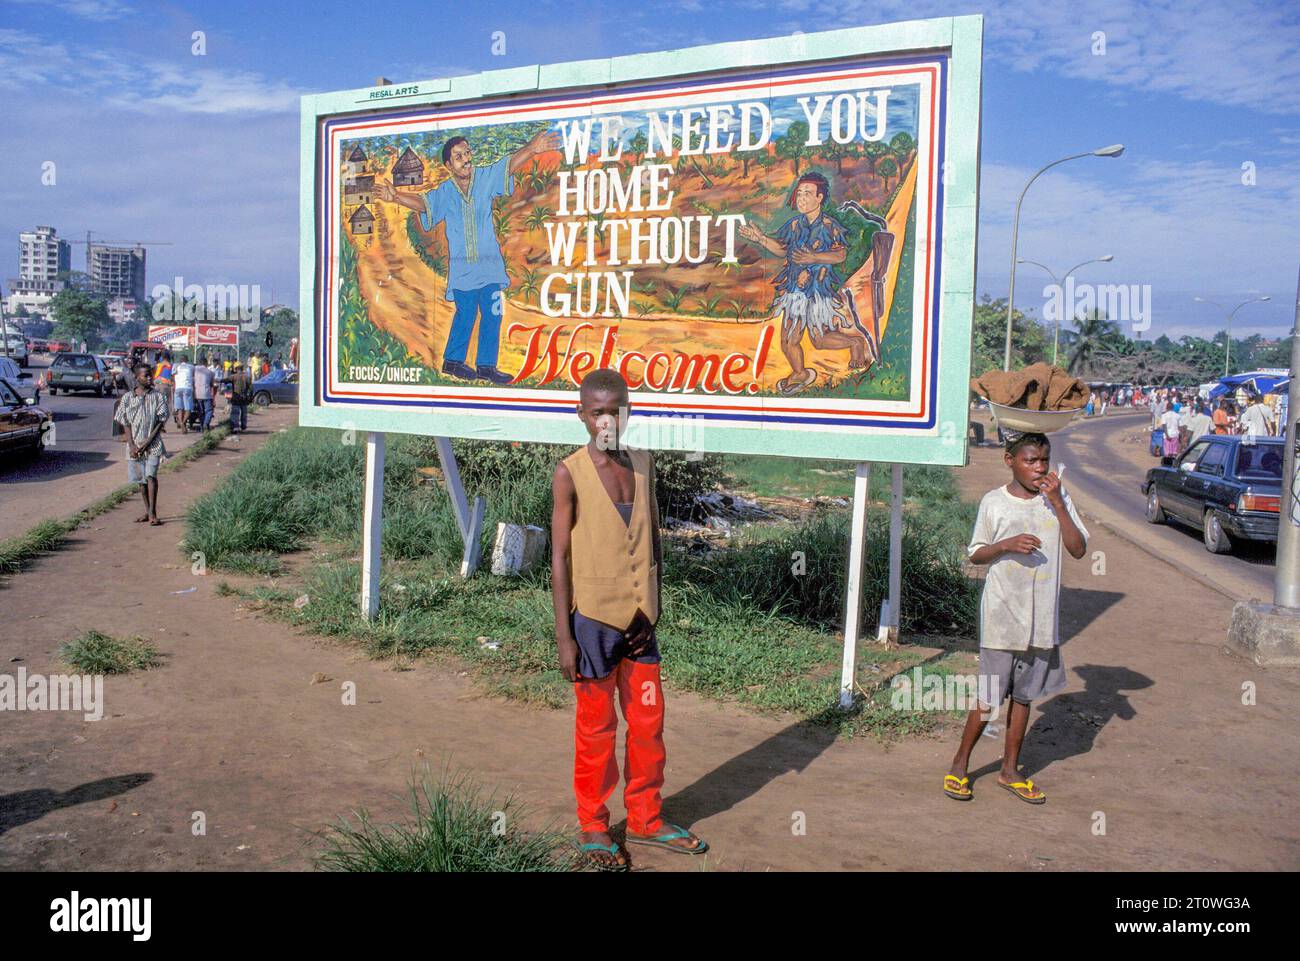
[0,376,53,458]
[1143,434,1283,554]
[251,368,299,407]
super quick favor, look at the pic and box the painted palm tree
[517,268,542,304]
[524,205,552,233]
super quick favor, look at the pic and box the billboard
[197,324,240,347]
[147,325,194,348]
[299,17,982,463]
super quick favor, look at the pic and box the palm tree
[1066,311,1121,376]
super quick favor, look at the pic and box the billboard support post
[361,431,386,620]
[434,436,485,577]
[878,464,904,644]
[839,462,872,708]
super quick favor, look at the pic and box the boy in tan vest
[551,368,708,870]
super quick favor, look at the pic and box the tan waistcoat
[563,445,659,630]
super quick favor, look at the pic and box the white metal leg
[888,463,903,631]
[361,431,386,621]
[839,462,871,708]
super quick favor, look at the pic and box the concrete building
[20,225,71,283]
[6,226,71,318]
[88,243,147,303]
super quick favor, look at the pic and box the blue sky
[2,0,1298,340]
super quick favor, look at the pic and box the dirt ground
[1,418,1297,871]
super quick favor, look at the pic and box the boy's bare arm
[550,463,579,681]
[970,534,1041,565]
[1039,472,1087,559]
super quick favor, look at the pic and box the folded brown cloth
[970,363,1088,411]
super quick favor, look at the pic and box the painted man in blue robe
[376,128,558,383]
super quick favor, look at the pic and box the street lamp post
[1004,145,1125,371]
[1019,254,1114,366]
[1193,295,1272,377]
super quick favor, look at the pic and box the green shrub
[316,768,579,872]
[61,630,160,674]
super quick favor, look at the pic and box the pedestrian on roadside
[113,362,169,526]
[944,431,1088,805]
[172,352,194,433]
[193,353,216,433]
[228,361,252,434]
[1187,404,1214,444]
[1213,399,1233,435]
[154,350,175,412]
[1160,402,1182,457]
[1240,393,1276,438]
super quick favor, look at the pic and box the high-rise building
[19,226,71,282]
[88,244,146,303]
[6,226,72,318]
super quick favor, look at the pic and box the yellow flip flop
[943,774,973,801]
[1000,779,1046,804]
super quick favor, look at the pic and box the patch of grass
[316,768,579,872]
[60,630,160,674]
[0,425,231,586]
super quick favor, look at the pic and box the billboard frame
[298,15,983,467]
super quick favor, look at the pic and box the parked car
[1142,434,1283,553]
[0,356,39,404]
[251,368,299,406]
[2,332,29,368]
[0,376,52,457]
[46,352,115,396]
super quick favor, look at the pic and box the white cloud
[976,154,1300,337]
[0,26,304,115]
[706,0,1300,115]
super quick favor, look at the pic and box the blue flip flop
[625,823,709,855]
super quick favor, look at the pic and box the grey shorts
[978,646,1066,706]
[127,451,162,482]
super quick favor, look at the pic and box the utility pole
[1274,266,1300,608]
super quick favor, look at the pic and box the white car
[0,355,39,403]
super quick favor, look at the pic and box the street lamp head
[1099,254,1114,262]
[1093,144,1125,157]
[1260,295,1272,302]
[1194,296,1206,303]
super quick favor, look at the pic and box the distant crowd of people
[112,348,294,525]
[1149,387,1279,457]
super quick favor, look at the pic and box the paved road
[1053,409,1275,602]
[0,356,285,541]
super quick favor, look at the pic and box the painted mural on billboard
[317,53,948,437]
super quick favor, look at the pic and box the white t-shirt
[1241,404,1274,437]
[173,362,194,390]
[1187,412,1214,442]
[967,485,1089,651]
[1161,409,1182,436]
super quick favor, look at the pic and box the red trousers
[574,659,665,836]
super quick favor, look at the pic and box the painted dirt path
[1,428,1296,871]
[350,161,917,394]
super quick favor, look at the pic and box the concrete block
[1226,601,1300,666]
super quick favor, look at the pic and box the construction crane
[65,230,173,271]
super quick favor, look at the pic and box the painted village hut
[343,174,375,205]
[349,204,375,236]
[392,146,424,187]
